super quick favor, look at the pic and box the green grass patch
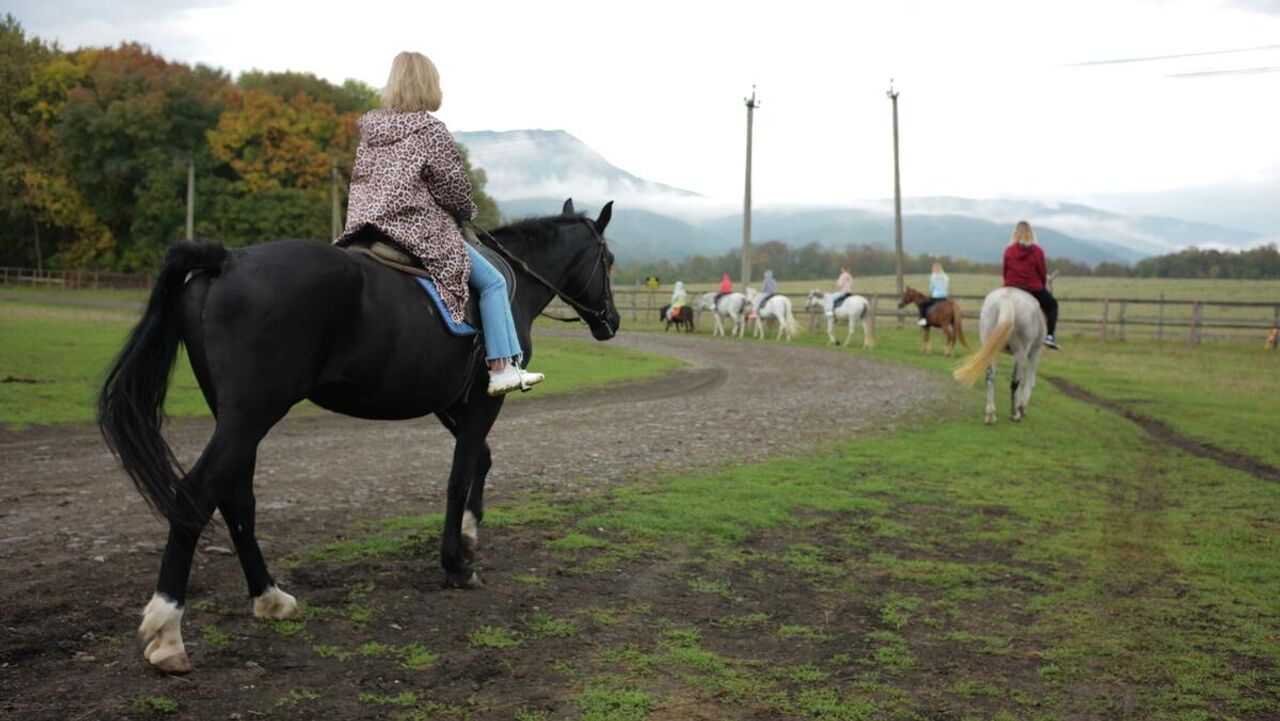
[469,625,520,649]
[135,696,178,714]
[358,691,418,707]
[200,623,231,648]
[527,613,580,639]
[274,689,320,708]
[571,686,654,721]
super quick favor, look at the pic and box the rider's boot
[488,364,545,396]
[1043,334,1061,350]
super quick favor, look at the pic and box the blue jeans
[466,243,522,363]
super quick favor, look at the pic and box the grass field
[258,318,1279,720]
[5,287,1278,719]
[0,301,683,428]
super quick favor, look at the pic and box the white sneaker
[917,318,928,327]
[487,365,544,396]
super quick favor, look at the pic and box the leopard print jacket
[336,108,478,322]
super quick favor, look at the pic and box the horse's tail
[953,294,1013,387]
[784,302,800,337]
[98,241,229,522]
[954,305,969,349]
[862,301,876,347]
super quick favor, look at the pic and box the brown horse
[898,287,968,356]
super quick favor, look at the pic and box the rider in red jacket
[1003,221,1060,349]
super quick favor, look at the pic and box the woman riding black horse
[101,197,617,673]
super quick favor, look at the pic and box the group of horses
[660,285,966,356]
[98,199,1051,674]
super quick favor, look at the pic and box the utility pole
[742,85,760,289]
[887,80,904,325]
[331,154,342,239]
[185,154,195,241]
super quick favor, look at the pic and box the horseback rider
[917,262,949,327]
[754,269,777,315]
[668,281,688,321]
[336,51,544,395]
[825,266,853,317]
[1003,221,1060,350]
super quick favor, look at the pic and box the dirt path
[1043,374,1280,483]
[0,330,947,720]
[0,331,939,568]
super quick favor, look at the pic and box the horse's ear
[596,201,613,233]
[562,198,575,215]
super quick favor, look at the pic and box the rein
[469,219,614,327]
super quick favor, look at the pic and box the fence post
[1157,293,1165,343]
[1118,301,1127,341]
[1100,299,1109,345]
[630,282,638,323]
[1189,302,1202,345]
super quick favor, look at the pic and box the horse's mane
[490,214,579,242]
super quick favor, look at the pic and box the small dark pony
[99,198,619,673]
[659,304,695,332]
[898,287,968,356]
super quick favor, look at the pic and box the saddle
[343,227,515,335]
[831,293,851,310]
[756,292,776,308]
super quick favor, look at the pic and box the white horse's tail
[784,302,800,338]
[862,303,875,347]
[954,294,1014,387]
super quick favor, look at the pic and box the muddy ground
[1,330,953,720]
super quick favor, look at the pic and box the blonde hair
[383,52,442,112]
[1010,220,1037,246]
[931,262,945,274]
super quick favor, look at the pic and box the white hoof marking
[139,594,190,673]
[461,510,479,549]
[253,585,301,620]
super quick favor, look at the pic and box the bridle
[469,218,616,331]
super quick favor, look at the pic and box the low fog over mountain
[456,129,1269,267]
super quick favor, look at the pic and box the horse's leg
[436,409,493,564]
[984,364,997,425]
[1010,353,1026,421]
[440,401,499,588]
[214,422,300,623]
[141,420,267,673]
[1017,345,1042,419]
[922,327,932,354]
[826,314,837,345]
[944,320,956,357]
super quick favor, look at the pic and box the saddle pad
[832,293,851,310]
[415,277,478,336]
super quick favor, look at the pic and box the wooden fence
[552,286,1280,345]
[0,266,152,290]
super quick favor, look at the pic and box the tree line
[1131,244,1280,280]
[0,15,497,272]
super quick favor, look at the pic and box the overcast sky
[10,0,1280,230]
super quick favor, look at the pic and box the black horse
[659,304,695,332]
[99,199,618,673]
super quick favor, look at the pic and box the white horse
[805,289,874,348]
[953,288,1046,424]
[696,291,749,337]
[745,289,800,341]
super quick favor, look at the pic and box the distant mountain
[455,129,698,203]
[455,129,1267,267]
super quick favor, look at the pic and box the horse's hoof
[147,644,192,674]
[985,414,997,425]
[253,585,301,620]
[446,571,483,590]
[140,594,190,673]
